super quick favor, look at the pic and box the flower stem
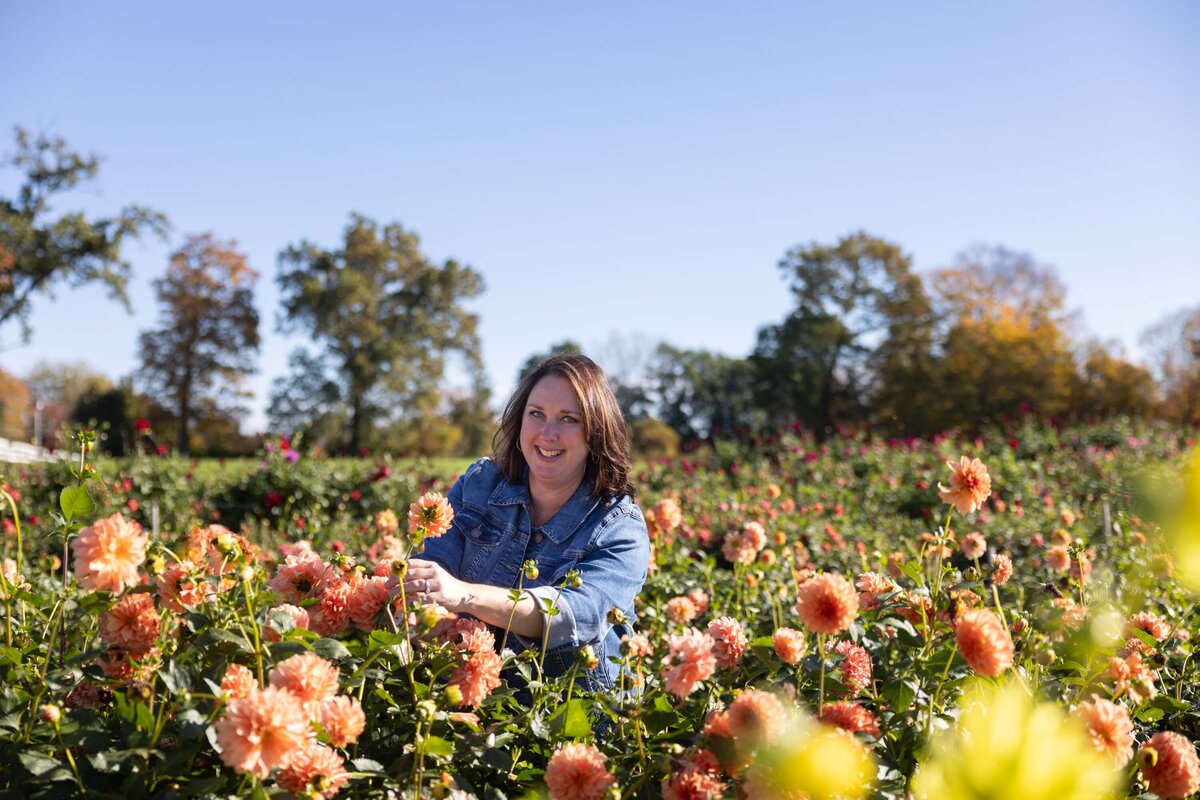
[817,632,827,716]
[241,576,265,686]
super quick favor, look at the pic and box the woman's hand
[402,558,472,612]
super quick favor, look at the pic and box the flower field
[2,421,1199,799]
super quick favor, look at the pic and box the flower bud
[417,699,437,720]
[443,684,463,707]
[239,565,255,583]
[39,704,61,724]
[1138,746,1158,769]
[393,560,409,578]
[607,607,628,626]
[214,532,239,557]
[575,644,599,670]
[523,560,539,581]
[565,569,583,589]
[418,604,444,629]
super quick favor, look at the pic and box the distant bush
[631,416,680,458]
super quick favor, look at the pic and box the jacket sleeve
[525,507,650,650]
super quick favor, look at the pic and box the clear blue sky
[2,2,1198,432]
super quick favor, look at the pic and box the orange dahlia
[795,573,859,634]
[954,608,1014,676]
[937,456,992,515]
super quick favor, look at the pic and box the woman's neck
[529,478,581,527]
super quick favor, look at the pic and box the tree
[1141,305,1200,425]
[0,368,30,440]
[0,127,167,339]
[274,214,485,454]
[929,245,1079,427]
[651,344,761,441]
[1071,340,1157,420]
[517,340,584,384]
[138,234,260,455]
[751,232,933,434]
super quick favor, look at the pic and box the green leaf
[881,678,917,713]
[312,638,352,660]
[423,735,455,757]
[159,659,189,694]
[59,485,95,523]
[1149,695,1190,713]
[548,698,591,739]
[18,751,64,777]
[352,758,386,773]
[1136,706,1165,723]
[367,629,407,652]
[0,645,22,666]
[1130,628,1158,649]
[177,708,209,741]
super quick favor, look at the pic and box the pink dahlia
[661,628,717,699]
[1139,731,1200,799]
[954,608,1014,677]
[268,652,341,712]
[707,616,748,670]
[99,592,160,656]
[276,742,350,798]
[545,742,615,800]
[796,573,859,634]
[72,513,147,593]
[448,649,503,708]
[938,456,992,514]
[214,685,310,778]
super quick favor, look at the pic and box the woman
[404,354,650,688]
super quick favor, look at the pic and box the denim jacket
[421,457,650,688]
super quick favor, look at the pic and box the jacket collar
[488,474,600,544]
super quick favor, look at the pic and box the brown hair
[493,354,633,499]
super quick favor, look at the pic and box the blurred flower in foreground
[913,679,1120,800]
[1161,449,1200,592]
[745,712,875,800]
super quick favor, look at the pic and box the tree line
[2,128,1198,456]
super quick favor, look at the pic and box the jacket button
[533,532,544,544]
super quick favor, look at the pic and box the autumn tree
[751,232,933,435]
[273,215,486,454]
[928,245,1079,427]
[0,127,167,340]
[1141,304,1200,425]
[1070,341,1157,420]
[0,368,30,440]
[138,234,260,455]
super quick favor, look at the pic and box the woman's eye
[529,409,544,419]
[562,416,578,424]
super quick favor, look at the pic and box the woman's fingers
[401,559,441,599]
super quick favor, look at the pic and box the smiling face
[519,374,590,496]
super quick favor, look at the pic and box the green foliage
[273,214,487,454]
[0,127,168,339]
[751,231,933,435]
[651,343,762,441]
[631,417,680,459]
[1,421,1198,799]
